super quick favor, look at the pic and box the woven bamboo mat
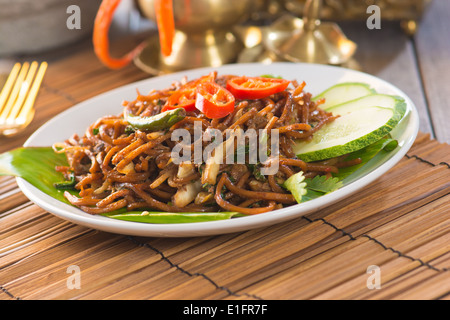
[0,41,449,300]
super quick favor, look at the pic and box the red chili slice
[162,87,196,112]
[195,82,235,119]
[226,76,290,100]
[162,72,217,112]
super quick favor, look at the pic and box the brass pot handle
[93,0,174,69]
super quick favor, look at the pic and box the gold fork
[0,61,47,136]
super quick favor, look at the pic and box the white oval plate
[19,62,419,237]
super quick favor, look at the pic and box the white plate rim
[17,62,419,237]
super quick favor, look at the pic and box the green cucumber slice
[294,94,406,162]
[326,94,402,116]
[313,82,376,110]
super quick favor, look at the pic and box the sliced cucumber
[313,82,376,110]
[327,94,403,116]
[293,94,406,162]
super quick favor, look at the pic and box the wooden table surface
[0,0,449,301]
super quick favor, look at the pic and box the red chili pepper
[195,82,235,119]
[162,87,196,112]
[162,72,217,112]
[226,76,290,100]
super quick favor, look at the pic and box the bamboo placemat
[0,42,449,300]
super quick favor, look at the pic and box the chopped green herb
[259,74,283,79]
[54,172,76,190]
[283,171,307,203]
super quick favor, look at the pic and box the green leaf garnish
[302,176,343,202]
[306,175,343,193]
[333,136,398,180]
[103,210,240,224]
[0,147,70,203]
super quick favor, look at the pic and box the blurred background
[0,0,147,57]
[0,0,436,83]
[0,0,449,143]
[0,0,432,61]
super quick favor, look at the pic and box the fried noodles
[54,73,361,215]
